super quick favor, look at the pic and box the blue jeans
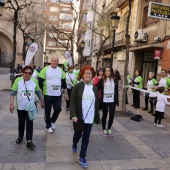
[44,95,62,129]
[73,124,92,159]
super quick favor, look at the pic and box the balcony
[105,1,117,15]
[116,0,128,8]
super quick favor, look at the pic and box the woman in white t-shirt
[10,66,44,150]
[65,66,76,110]
[97,67,118,137]
[154,86,170,127]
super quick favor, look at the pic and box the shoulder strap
[84,97,94,121]
[68,73,74,84]
[24,80,30,101]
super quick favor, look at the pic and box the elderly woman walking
[10,66,44,150]
[70,65,100,168]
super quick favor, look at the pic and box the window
[61,8,70,13]
[49,16,58,21]
[60,13,73,20]
[83,13,87,21]
[47,41,57,46]
[58,40,70,46]
[48,33,57,38]
[59,22,72,29]
[50,0,59,3]
[61,0,72,2]
[143,7,159,27]
[50,7,59,12]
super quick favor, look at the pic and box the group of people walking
[9,56,170,168]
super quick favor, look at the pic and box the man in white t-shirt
[39,56,68,133]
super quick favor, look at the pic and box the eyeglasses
[24,72,32,75]
[84,72,92,75]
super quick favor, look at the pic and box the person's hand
[9,103,14,113]
[64,93,68,101]
[41,101,45,108]
[72,117,78,123]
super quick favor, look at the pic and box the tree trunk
[121,0,132,114]
[11,11,18,87]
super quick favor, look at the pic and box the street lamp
[80,40,85,67]
[110,13,120,67]
[0,0,5,16]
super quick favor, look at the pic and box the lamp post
[110,13,120,67]
[80,40,85,68]
[0,0,5,16]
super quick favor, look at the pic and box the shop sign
[154,49,162,59]
[148,2,170,20]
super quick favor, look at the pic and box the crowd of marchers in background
[9,58,170,169]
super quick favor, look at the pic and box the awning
[129,43,164,52]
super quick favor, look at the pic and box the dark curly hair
[79,65,96,79]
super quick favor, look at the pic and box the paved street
[0,74,170,170]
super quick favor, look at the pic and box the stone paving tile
[0,135,45,163]
[46,146,77,163]
[100,160,122,170]
[86,134,145,161]
[117,160,139,169]
[133,159,156,169]
[149,159,169,168]
[138,134,170,158]
[45,162,85,170]
[25,163,45,170]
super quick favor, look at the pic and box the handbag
[73,98,94,132]
[24,80,37,121]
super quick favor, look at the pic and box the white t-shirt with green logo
[103,78,115,103]
[40,66,65,96]
[82,84,95,124]
[12,77,40,110]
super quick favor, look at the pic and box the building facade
[0,0,44,70]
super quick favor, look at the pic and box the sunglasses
[24,72,32,75]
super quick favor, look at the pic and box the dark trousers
[102,102,116,130]
[44,95,62,129]
[73,124,92,159]
[154,111,164,124]
[145,94,157,110]
[66,88,72,108]
[133,89,140,107]
[17,110,33,141]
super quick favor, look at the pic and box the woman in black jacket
[98,67,118,137]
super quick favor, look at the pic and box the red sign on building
[154,49,162,59]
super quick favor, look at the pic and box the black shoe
[148,110,153,113]
[27,141,36,150]
[131,104,135,106]
[16,137,23,144]
[134,106,140,108]
[142,108,148,111]
[152,113,155,116]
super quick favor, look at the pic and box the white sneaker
[153,123,157,126]
[46,127,53,133]
[51,122,56,130]
[157,124,164,128]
